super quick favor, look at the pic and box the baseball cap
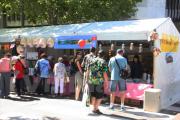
[117,49,124,54]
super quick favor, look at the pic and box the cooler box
[144,88,161,112]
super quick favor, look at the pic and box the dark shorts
[110,80,127,92]
[89,84,104,99]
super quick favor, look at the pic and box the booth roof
[0,17,169,43]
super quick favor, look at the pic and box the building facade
[134,0,166,19]
[134,0,180,30]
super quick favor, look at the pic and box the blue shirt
[35,58,50,78]
[108,55,127,81]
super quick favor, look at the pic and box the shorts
[75,72,83,88]
[89,83,104,99]
[110,80,127,92]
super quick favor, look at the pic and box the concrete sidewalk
[0,94,177,120]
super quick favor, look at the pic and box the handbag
[115,57,128,80]
[82,83,90,107]
[64,69,70,83]
[24,68,29,75]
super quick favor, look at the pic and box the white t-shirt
[54,62,66,78]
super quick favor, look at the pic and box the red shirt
[14,60,24,79]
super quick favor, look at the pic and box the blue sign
[54,35,97,49]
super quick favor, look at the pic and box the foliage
[0,0,142,26]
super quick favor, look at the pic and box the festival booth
[0,17,179,110]
[71,17,180,110]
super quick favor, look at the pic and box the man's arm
[81,55,86,68]
[103,72,109,81]
[53,64,56,73]
[108,59,111,72]
[35,60,39,69]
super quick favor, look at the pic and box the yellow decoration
[160,33,179,52]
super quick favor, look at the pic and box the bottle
[147,74,151,84]
[143,72,147,82]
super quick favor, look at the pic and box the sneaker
[95,109,103,114]
[4,96,10,99]
[120,106,126,112]
[92,109,103,115]
[109,105,114,110]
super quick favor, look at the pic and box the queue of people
[0,47,135,115]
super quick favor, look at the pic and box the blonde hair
[58,57,63,62]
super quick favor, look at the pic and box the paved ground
[0,94,177,120]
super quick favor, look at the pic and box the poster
[160,33,179,52]
[54,35,97,49]
[165,53,173,63]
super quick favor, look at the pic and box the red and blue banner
[54,35,97,49]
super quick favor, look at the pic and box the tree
[0,0,19,27]
[0,0,142,27]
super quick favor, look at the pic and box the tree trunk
[20,0,25,27]
[2,9,7,28]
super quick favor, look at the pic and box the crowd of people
[0,46,143,114]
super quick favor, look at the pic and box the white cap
[11,56,19,61]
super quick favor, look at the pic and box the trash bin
[144,88,161,112]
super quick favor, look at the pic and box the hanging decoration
[13,35,21,43]
[122,44,125,52]
[148,31,159,41]
[139,44,143,53]
[27,38,33,48]
[78,39,86,48]
[10,44,15,49]
[16,45,25,55]
[20,37,27,47]
[33,38,40,48]
[47,38,54,48]
[153,47,161,57]
[3,44,10,51]
[99,44,102,50]
[130,43,134,50]
[39,38,47,48]
[92,36,97,41]
[111,43,114,50]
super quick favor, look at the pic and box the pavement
[0,93,178,120]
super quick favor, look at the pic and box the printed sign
[165,53,173,63]
[161,33,179,52]
[54,35,97,49]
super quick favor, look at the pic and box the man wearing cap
[108,49,128,111]
[12,38,21,56]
